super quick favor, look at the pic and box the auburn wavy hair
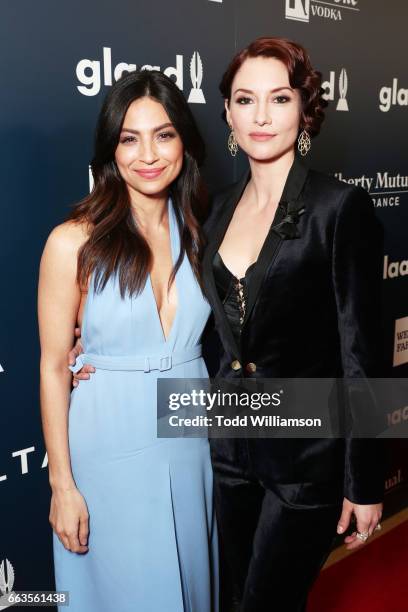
[69,70,208,298]
[219,36,328,137]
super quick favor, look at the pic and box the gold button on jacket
[231,360,242,371]
[246,362,257,373]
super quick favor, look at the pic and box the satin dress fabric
[53,199,219,612]
[201,154,386,611]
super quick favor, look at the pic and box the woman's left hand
[337,497,382,550]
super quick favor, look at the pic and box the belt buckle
[159,355,172,371]
[69,354,85,374]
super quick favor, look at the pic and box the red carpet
[308,520,408,612]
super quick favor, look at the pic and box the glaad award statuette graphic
[0,559,15,606]
[188,51,205,104]
[336,68,349,111]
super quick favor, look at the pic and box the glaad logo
[379,79,408,112]
[388,408,408,427]
[383,256,408,280]
[76,47,205,103]
[322,69,349,111]
[285,0,359,23]
[0,558,15,604]
[188,52,205,103]
[393,317,408,367]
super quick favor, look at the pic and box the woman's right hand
[68,326,95,387]
[49,486,90,553]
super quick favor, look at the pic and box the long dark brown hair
[70,70,208,297]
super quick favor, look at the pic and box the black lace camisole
[212,251,257,348]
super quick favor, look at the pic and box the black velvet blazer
[202,154,386,505]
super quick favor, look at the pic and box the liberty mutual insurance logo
[322,68,349,111]
[76,48,206,103]
[335,169,408,208]
[285,0,359,23]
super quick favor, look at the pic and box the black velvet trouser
[210,438,344,612]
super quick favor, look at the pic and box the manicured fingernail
[337,525,344,534]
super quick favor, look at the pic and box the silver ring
[356,530,369,542]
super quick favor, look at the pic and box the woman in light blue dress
[38,70,218,612]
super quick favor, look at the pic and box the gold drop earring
[297,129,311,156]
[228,125,238,157]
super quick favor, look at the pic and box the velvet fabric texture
[210,439,343,612]
[202,154,386,611]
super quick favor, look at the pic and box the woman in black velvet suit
[202,37,385,611]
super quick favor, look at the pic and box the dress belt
[68,344,203,374]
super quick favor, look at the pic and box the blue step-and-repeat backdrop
[0,0,407,604]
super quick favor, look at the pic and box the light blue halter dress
[53,199,219,612]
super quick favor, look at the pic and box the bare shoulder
[40,220,92,287]
[38,220,92,328]
[43,219,91,259]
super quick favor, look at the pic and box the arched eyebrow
[120,122,174,134]
[233,87,293,95]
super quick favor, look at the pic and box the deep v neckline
[147,198,180,345]
[217,190,281,283]
[215,251,257,281]
[203,154,309,361]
